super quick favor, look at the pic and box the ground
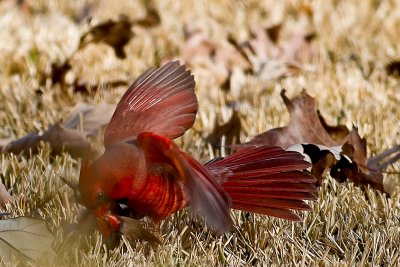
[0,0,399,266]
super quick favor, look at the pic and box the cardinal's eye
[96,191,107,204]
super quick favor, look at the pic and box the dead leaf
[41,57,128,94]
[135,4,161,28]
[72,79,128,94]
[78,17,134,59]
[368,145,400,171]
[266,24,282,44]
[0,217,54,263]
[0,100,120,159]
[287,143,357,186]
[240,89,399,195]
[385,60,400,78]
[39,59,71,87]
[229,24,317,82]
[0,123,93,159]
[281,32,317,67]
[343,128,368,169]
[206,110,242,147]
[317,110,349,141]
[248,24,282,63]
[178,30,219,70]
[62,102,116,137]
[0,180,11,205]
[178,29,250,90]
[229,29,285,83]
[49,61,72,85]
[248,89,339,148]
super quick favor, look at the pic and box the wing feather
[137,132,232,234]
[104,61,197,147]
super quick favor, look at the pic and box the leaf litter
[0,0,399,266]
[237,89,399,196]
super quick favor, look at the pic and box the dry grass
[0,0,399,266]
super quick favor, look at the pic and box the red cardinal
[78,61,317,241]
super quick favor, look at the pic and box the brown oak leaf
[247,89,341,148]
[239,89,399,195]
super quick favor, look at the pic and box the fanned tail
[205,145,317,220]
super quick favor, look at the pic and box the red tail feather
[206,145,317,221]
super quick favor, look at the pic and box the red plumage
[78,61,317,241]
[206,145,317,220]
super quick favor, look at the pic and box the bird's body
[80,142,186,221]
[78,61,317,242]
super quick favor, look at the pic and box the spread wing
[137,132,232,234]
[104,61,198,147]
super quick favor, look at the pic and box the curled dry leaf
[42,16,135,89]
[368,145,400,171]
[0,102,118,159]
[0,217,54,263]
[240,89,399,196]
[78,16,134,59]
[0,123,93,159]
